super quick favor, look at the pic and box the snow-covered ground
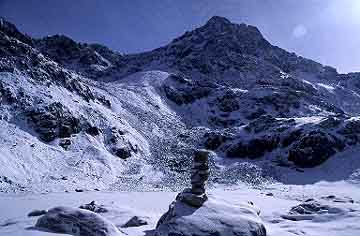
[1,182,360,236]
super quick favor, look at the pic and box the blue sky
[1,0,359,73]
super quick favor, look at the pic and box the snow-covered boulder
[155,198,266,236]
[281,198,354,222]
[78,201,150,229]
[33,206,124,236]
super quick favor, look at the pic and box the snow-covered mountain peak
[123,16,334,82]
[1,16,360,194]
[168,16,270,59]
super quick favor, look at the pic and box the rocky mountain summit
[1,16,360,193]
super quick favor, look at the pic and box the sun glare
[328,0,360,25]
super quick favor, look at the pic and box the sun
[329,0,360,25]
[351,1,360,16]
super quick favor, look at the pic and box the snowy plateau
[0,16,360,236]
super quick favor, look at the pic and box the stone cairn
[156,150,211,228]
[176,149,210,208]
[191,150,210,195]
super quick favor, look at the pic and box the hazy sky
[1,0,359,73]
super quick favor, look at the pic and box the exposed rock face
[338,118,360,135]
[125,16,336,80]
[2,14,360,192]
[34,34,125,79]
[0,18,33,45]
[25,102,81,142]
[282,129,303,147]
[106,127,138,160]
[226,135,280,159]
[163,74,212,105]
[288,131,345,168]
[216,90,240,112]
[204,132,230,150]
[86,126,101,136]
[200,113,360,169]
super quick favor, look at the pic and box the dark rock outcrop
[226,135,279,159]
[288,131,345,168]
[203,132,230,150]
[0,18,33,45]
[26,102,81,142]
[106,128,139,160]
[163,82,211,105]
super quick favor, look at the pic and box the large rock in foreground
[155,198,266,236]
[34,207,124,236]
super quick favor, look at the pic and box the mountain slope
[1,16,360,193]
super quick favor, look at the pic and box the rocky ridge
[1,16,360,192]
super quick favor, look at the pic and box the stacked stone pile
[191,150,210,195]
[175,149,210,208]
[155,149,267,236]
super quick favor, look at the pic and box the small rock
[113,147,131,160]
[59,138,71,150]
[79,201,108,213]
[28,209,47,217]
[122,216,148,228]
[321,195,354,203]
[86,126,101,136]
[176,188,208,208]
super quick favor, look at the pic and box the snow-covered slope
[1,16,360,194]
